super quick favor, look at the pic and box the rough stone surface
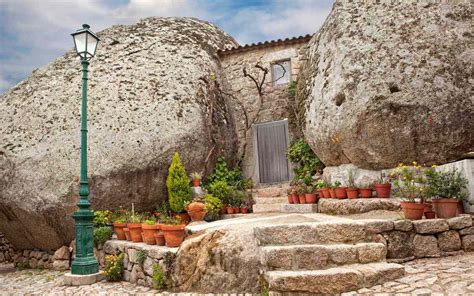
[447,216,473,230]
[318,198,400,215]
[413,235,440,258]
[53,246,70,261]
[383,231,414,259]
[52,260,70,271]
[394,220,413,232]
[460,226,474,235]
[0,17,238,250]
[437,231,461,252]
[298,1,474,169]
[413,219,449,234]
[462,235,474,252]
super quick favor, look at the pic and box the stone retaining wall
[377,215,474,262]
[0,232,14,263]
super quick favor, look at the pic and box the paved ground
[1,253,474,295]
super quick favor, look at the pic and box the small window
[271,60,291,86]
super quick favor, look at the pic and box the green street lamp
[70,24,100,275]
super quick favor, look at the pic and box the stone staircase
[254,220,405,294]
[252,183,290,213]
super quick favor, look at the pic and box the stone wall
[378,215,474,262]
[0,232,14,263]
[219,40,309,182]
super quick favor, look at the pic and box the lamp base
[64,271,104,286]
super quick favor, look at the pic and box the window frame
[271,59,292,86]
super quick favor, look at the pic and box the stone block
[447,216,472,230]
[413,219,449,234]
[329,246,358,265]
[413,235,440,258]
[460,226,474,235]
[462,234,474,251]
[53,246,70,261]
[280,204,318,213]
[29,258,38,269]
[437,230,461,252]
[63,271,104,286]
[383,231,414,259]
[360,220,394,233]
[52,260,70,271]
[356,243,386,264]
[393,220,413,232]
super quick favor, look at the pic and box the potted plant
[426,167,468,219]
[297,184,306,204]
[208,180,232,214]
[160,216,186,248]
[187,197,206,222]
[328,182,337,199]
[112,211,127,240]
[392,163,426,220]
[316,180,330,198]
[190,172,202,187]
[305,184,317,204]
[124,228,131,241]
[127,213,143,242]
[346,171,358,199]
[203,194,222,222]
[333,181,347,199]
[374,173,392,198]
[286,187,295,204]
[359,182,373,198]
[167,153,193,225]
[142,217,158,245]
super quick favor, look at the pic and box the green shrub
[205,157,253,190]
[93,210,112,226]
[167,152,193,213]
[208,180,232,204]
[287,139,323,183]
[136,249,148,265]
[93,226,113,247]
[152,263,166,289]
[104,253,124,281]
[204,194,223,220]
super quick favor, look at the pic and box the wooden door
[255,120,290,184]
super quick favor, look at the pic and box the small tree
[167,152,193,213]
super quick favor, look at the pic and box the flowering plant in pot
[229,189,244,213]
[286,187,295,204]
[358,182,373,198]
[160,215,186,248]
[190,172,202,187]
[392,163,426,220]
[374,172,392,198]
[186,197,207,222]
[127,212,144,242]
[346,171,358,199]
[304,184,317,204]
[425,167,468,219]
[142,217,158,245]
[333,181,347,199]
[296,183,306,204]
[112,210,128,240]
[316,179,330,198]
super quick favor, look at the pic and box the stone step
[262,242,386,271]
[254,220,393,246]
[255,197,288,204]
[253,184,290,198]
[280,204,318,213]
[266,262,405,294]
[253,203,283,213]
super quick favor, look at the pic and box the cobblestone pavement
[1,253,474,295]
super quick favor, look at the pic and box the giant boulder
[298,1,474,169]
[0,17,237,250]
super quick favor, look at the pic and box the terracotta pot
[423,202,433,213]
[374,183,391,198]
[124,228,131,241]
[335,187,347,199]
[241,207,248,214]
[226,207,235,214]
[192,179,200,187]
[187,201,206,222]
[153,232,165,246]
[233,207,240,213]
[127,223,143,242]
[359,188,373,198]
[113,223,127,240]
[173,212,191,225]
[161,224,186,247]
[432,198,459,219]
[321,188,331,198]
[458,200,465,215]
[299,194,306,204]
[424,211,436,219]
[346,188,358,199]
[400,202,425,220]
[220,206,226,215]
[287,195,294,204]
[141,224,158,245]
[305,193,317,204]
[329,189,336,199]
[292,194,300,204]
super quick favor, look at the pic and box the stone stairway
[254,220,405,294]
[252,183,290,213]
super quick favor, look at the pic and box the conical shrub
[167,152,193,213]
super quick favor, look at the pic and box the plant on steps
[287,138,324,184]
[167,152,193,213]
[93,226,113,247]
[104,253,124,282]
[203,194,223,221]
[152,263,167,289]
[392,163,427,220]
[208,180,232,205]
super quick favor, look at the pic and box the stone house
[218,35,311,185]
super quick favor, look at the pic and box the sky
[0,0,334,94]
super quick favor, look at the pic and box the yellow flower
[432,165,437,168]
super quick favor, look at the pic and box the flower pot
[187,201,206,222]
[241,207,248,214]
[359,188,373,198]
[329,189,336,199]
[141,224,158,245]
[153,232,165,246]
[292,194,300,204]
[346,188,358,199]
[233,207,240,213]
[423,202,433,213]
[113,222,127,240]
[226,207,235,214]
[220,206,226,215]
[305,193,317,204]
[432,198,459,219]
[124,228,131,241]
[287,195,294,204]
[400,202,425,220]
[173,212,191,225]
[321,188,331,198]
[299,194,306,204]
[127,223,143,242]
[374,183,391,198]
[192,179,200,187]
[161,224,186,248]
[335,187,347,199]
[424,211,436,219]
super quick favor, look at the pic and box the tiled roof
[218,34,312,55]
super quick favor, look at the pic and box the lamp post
[70,24,100,275]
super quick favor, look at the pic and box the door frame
[252,119,293,185]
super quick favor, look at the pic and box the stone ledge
[318,198,401,215]
[280,204,318,213]
[63,271,104,286]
